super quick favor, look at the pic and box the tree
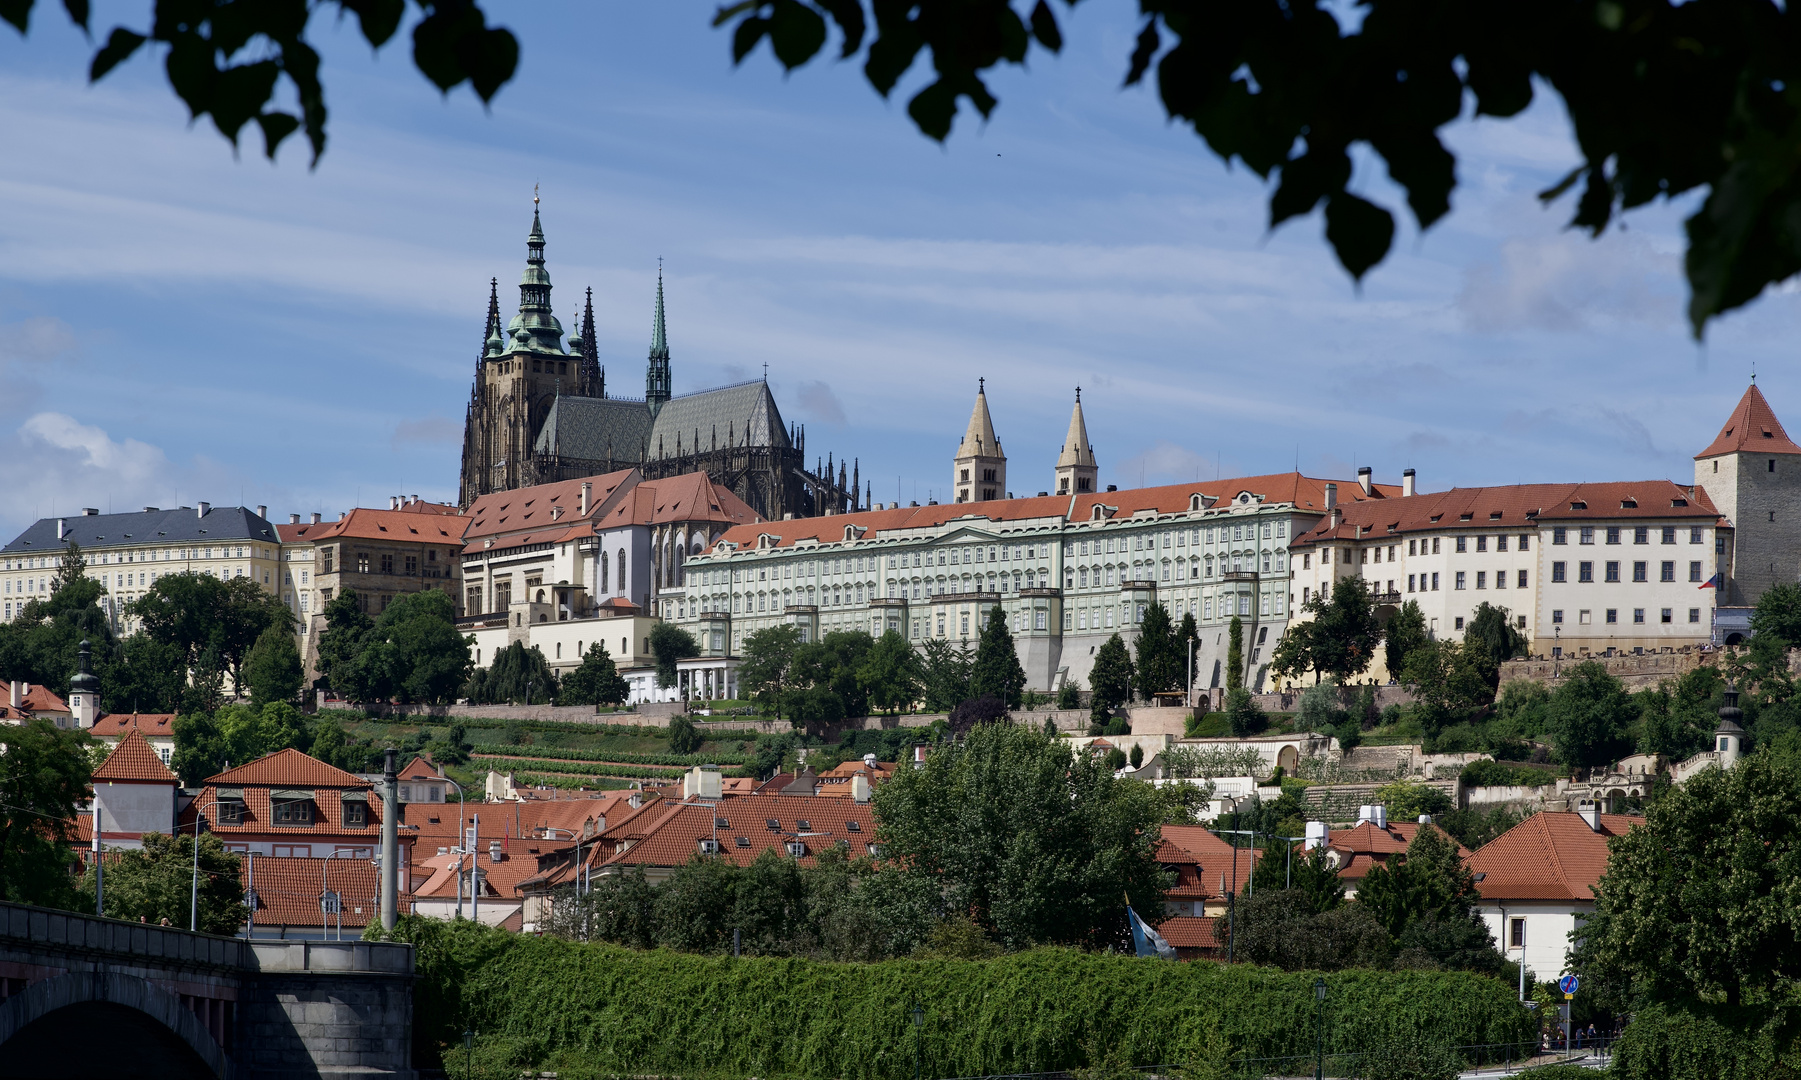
[785,631,874,722]
[242,624,302,707]
[100,634,188,714]
[1750,581,1801,645]
[1305,578,1382,684]
[1545,661,1639,768]
[1056,681,1080,710]
[0,540,115,698]
[79,831,247,935]
[1357,824,1500,973]
[558,641,630,706]
[1175,611,1198,693]
[1226,616,1245,691]
[1371,778,1454,822]
[1295,679,1342,732]
[1132,601,1182,700]
[1227,888,1390,971]
[969,605,1026,707]
[1224,686,1266,738]
[1384,600,1430,681]
[1402,639,1497,730]
[667,715,704,755]
[739,624,802,717]
[1466,603,1528,668]
[127,571,291,699]
[1582,742,1801,1011]
[316,587,375,697]
[872,722,1169,950]
[1267,619,1316,688]
[858,630,924,715]
[919,637,973,712]
[365,589,472,704]
[948,693,1007,734]
[1088,633,1135,722]
[465,640,557,704]
[649,623,699,691]
[0,720,91,909]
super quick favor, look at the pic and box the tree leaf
[1124,18,1159,87]
[256,111,301,159]
[812,0,865,59]
[731,14,771,64]
[768,0,826,70]
[1323,190,1395,280]
[60,0,85,32]
[163,31,220,119]
[0,0,32,33]
[1029,0,1060,53]
[338,0,404,48]
[210,60,283,144]
[1269,148,1351,228]
[88,26,146,81]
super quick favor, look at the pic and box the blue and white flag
[1127,905,1177,960]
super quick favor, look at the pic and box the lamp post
[463,1027,475,1080]
[322,848,365,941]
[911,1001,924,1080]
[1313,978,1327,1080]
[440,776,467,918]
[185,810,207,932]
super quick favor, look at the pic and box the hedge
[386,917,1537,1080]
[469,747,753,767]
[1612,1002,1794,1080]
[1459,760,1561,789]
[477,757,752,780]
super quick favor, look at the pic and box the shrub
[1459,759,1559,789]
[1186,711,1231,738]
[1361,1038,1463,1080]
[666,715,703,754]
[1612,1002,1784,1080]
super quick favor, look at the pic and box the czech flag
[1127,905,1177,960]
[1699,572,1722,590]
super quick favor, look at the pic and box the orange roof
[280,507,466,546]
[1155,914,1222,950]
[243,856,401,929]
[1327,821,1470,881]
[1467,811,1640,902]
[1695,384,1801,458]
[398,755,443,781]
[92,728,179,784]
[206,747,369,787]
[91,712,177,739]
[411,844,547,901]
[598,472,759,530]
[1157,825,1261,899]
[461,469,637,541]
[712,471,1402,551]
[0,683,69,721]
[600,795,879,869]
[1291,480,1720,548]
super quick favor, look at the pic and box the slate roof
[92,729,179,784]
[535,381,794,467]
[1291,481,1721,549]
[1466,811,1640,902]
[3,505,278,553]
[1695,383,1801,458]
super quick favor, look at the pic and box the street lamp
[1313,978,1328,1080]
[911,1001,925,1080]
[437,775,467,919]
[184,810,207,932]
[463,1028,475,1080]
[322,848,366,940]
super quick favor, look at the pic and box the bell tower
[1054,388,1098,496]
[953,379,1006,503]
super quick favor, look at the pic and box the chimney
[9,681,19,708]
[197,502,209,518]
[411,494,419,505]
[912,744,928,767]
[255,505,267,519]
[488,840,503,862]
[852,774,871,803]
[580,482,591,515]
[1303,820,1329,851]
[389,496,399,510]
[289,514,300,524]
[1323,483,1337,511]
[862,753,877,770]
[310,512,321,525]
[1402,468,1417,498]
[1418,814,1433,825]
[82,508,98,516]
[56,520,65,540]
[1578,802,1602,833]
[1357,467,1373,497]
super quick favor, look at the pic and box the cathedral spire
[507,190,565,354]
[646,265,672,414]
[482,278,502,360]
[1054,387,1098,495]
[580,287,604,397]
[952,378,1007,503]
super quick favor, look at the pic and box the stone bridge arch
[0,970,226,1080]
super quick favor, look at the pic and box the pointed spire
[1054,386,1099,495]
[1696,382,1801,458]
[482,278,502,359]
[959,378,1002,458]
[510,192,563,353]
[646,263,671,413]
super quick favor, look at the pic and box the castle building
[1692,381,1800,610]
[457,201,860,521]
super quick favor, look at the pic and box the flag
[1127,905,1177,960]
[1699,572,1722,590]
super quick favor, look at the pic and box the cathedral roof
[533,381,793,465]
[958,383,1003,460]
[1694,383,1801,458]
[535,396,655,461]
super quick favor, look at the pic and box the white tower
[954,379,1006,503]
[67,638,101,729]
[1715,683,1745,769]
[1054,388,1098,496]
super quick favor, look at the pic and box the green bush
[1186,711,1232,737]
[485,758,750,781]
[1459,759,1560,789]
[1360,1037,1463,1080]
[385,917,1537,1077]
[1612,1002,1787,1080]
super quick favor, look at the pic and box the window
[1606,527,1621,544]
[1552,561,1567,582]
[217,800,244,825]
[1519,534,1530,551]
[272,798,313,825]
[1407,574,1415,592]
[1408,540,1417,555]
[1661,527,1676,545]
[1579,610,1591,624]
[357,553,370,574]
[1578,561,1594,583]
[1690,528,1703,544]
[1455,616,1465,631]
[1661,561,1676,582]
[1476,536,1488,552]
[1633,608,1645,624]
[1772,459,1778,473]
[1580,527,1595,545]
[1553,609,1564,624]
[1510,918,1526,949]
[1432,538,1441,554]
[404,555,418,574]
[1431,572,1440,591]
[1634,527,1648,545]
[344,801,367,827]
[1476,571,1487,589]
[1456,536,1467,553]
[1690,607,1702,623]
[1553,528,1567,545]
[1633,561,1647,583]
[1661,607,1673,623]
[1606,609,1617,624]
[322,548,334,574]
[1455,571,1466,590]
[1605,561,1620,583]
[380,553,395,574]
[1496,535,1508,552]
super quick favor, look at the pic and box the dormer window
[1571,501,1587,510]
[785,841,806,857]
[1620,499,1637,509]
[699,839,720,854]
[1672,498,1688,507]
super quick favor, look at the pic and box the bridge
[0,900,415,1080]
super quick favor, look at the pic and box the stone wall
[1498,647,1719,690]
[238,942,415,1080]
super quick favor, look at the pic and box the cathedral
[457,201,862,519]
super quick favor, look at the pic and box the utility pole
[380,747,399,932]
[93,801,104,917]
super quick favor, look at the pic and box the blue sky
[1,2,1796,540]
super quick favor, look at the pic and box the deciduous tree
[79,831,247,935]
[738,624,802,718]
[558,641,630,706]
[649,623,700,691]
[243,624,303,707]
[1545,661,1638,768]
[0,719,90,909]
[858,630,924,715]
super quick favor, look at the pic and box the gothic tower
[1694,381,1801,607]
[1054,387,1098,495]
[954,379,1006,503]
[646,269,671,415]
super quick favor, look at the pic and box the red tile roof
[1466,811,1641,902]
[242,856,402,929]
[1156,914,1222,950]
[281,507,467,546]
[461,469,637,541]
[399,755,443,781]
[1291,480,1720,548]
[1157,825,1261,899]
[206,748,368,787]
[599,471,760,529]
[1695,384,1801,458]
[412,845,545,901]
[91,712,177,739]
[1327,821,1470,881]
[0,683,69,721]
[92,729,179,784]
[713,472,1403,551]
[600,795,879,870]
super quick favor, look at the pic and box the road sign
[1558,974,1579,996]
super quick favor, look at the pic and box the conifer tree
[1089,633,1135,723]
[1133,601,1181,699]
[559,641,630,705]
[1226,616,1245,691]
[969,605,1026,708]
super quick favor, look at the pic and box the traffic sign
[1558,974,1579,996]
